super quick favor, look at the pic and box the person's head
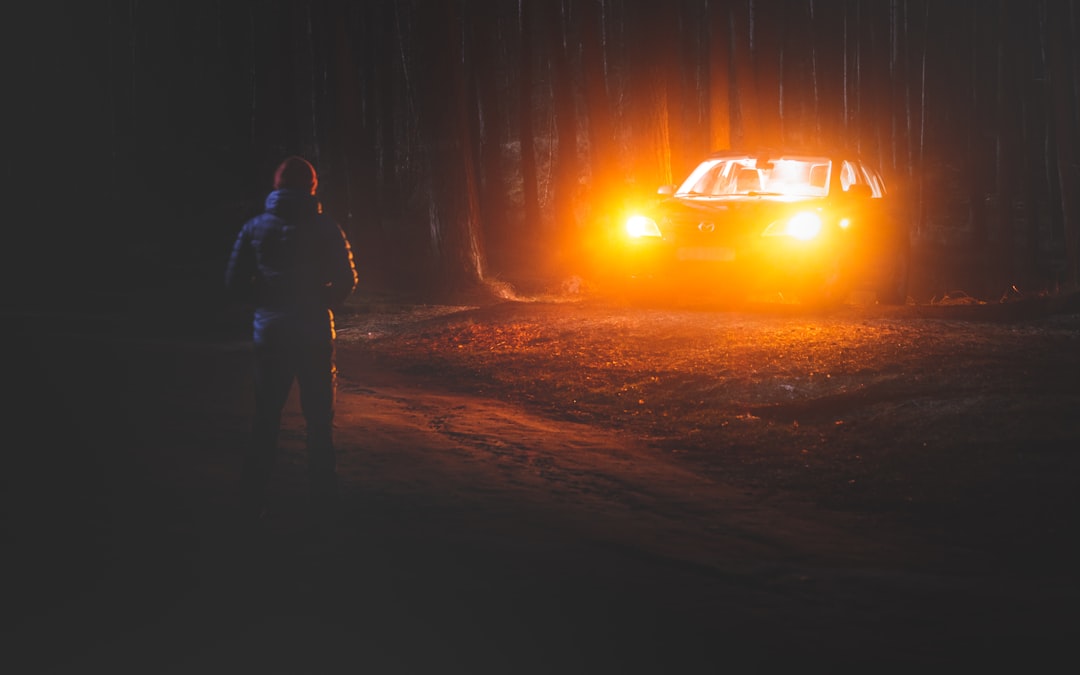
[273,155,318,195]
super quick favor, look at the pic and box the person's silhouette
[226,156,358,523]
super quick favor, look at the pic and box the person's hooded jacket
[226,179,358,346]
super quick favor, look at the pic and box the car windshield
[675,156,832,198]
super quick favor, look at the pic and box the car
[597,150,911,306]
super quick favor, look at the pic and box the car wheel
[876,246,910,305]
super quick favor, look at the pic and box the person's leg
[243,344,296,517]
[297,341,338,501]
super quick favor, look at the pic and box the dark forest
[6,5,1080,670]
[7,0,1079,305]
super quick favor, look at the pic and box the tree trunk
[730,0,760,148]
[752,0,783,149]
[545,0,581,272]
[413,1,485,291]
[580,0,616,201]
[1046,0,1080,286]
[707,0,733,150]
[518,0,541,233]
[468,0,511,263]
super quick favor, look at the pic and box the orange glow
[762,211,823,240]
[626,215,662,238]
[786,212,823,240]
[579,151,907,305]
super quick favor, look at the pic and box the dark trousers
[243,339,338,509]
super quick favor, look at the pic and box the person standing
[226,156,358,523]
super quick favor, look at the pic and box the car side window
[841,160,881,197]
[840,161,858,191]
[862,165,886,197]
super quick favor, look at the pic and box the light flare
[763,211,823,240]
[626,215,662,238]
[786,212,823,240]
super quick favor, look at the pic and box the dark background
[4,0,1078,309]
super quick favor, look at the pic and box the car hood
[658,194,824,234]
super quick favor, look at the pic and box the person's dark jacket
[226,189,358,346]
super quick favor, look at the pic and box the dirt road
[8,291,1079,673]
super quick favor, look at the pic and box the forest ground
[7,261,1080,674]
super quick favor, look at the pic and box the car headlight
[762,211,822,241]
[625,214,662,238]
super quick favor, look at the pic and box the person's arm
[324,223,358,309]
[225,225,256,302]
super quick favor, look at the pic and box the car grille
[663,214,740,246]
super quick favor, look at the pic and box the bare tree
[1045,0,1080,285]
[707,0,734,150]
[517,0,542,233]
[545,0,581,262]
[468,0,512,259]
[409,0,486,290]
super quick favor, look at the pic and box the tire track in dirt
[327,369,1059,664]
[332,371,927,574]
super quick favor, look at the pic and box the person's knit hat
[273,156,318,194]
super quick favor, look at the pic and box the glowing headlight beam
[786,212,822,240]
[762,211,824,240]
[625,215,662,238]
